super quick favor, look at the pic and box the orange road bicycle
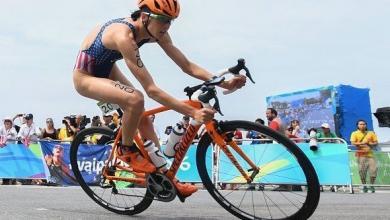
[70,59,320,220]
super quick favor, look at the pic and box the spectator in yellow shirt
[350,119,378,193]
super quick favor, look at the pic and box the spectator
[75,114,91,131]
[41,118,58,140]
[350,119,378,193]
[266,108,285,134]
[58,116,77,141]
[0,116,18,142]
[233,129,243,145]
[246,118,266,144]
[182,115,190,129]
[12,113,25,133]
[91,116,102,127]
[102,113,116,130]
[285,120,306,142]
[316,123,338,143]
[0,117,18,185]
[112,112,120,128]
[17,114,41,145]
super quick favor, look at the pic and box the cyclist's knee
[121,90,145,110]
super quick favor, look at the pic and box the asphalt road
[0,186,389,220]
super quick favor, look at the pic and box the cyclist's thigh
[73,70,142,106]
[109,64,135,87]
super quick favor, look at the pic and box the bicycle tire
[196,120,320,220]
[70,127,153,215]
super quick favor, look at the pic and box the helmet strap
[142,14,159,42]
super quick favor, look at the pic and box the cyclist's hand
[221,75,246,90]
[194,108,215,123]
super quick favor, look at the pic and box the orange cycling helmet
[138,0,180,19]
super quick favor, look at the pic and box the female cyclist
[72,0,246,197]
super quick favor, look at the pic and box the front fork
[206,120,260,184]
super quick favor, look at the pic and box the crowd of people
[0,109,379,193]
[261,107,378,193]
[0,113,120,145]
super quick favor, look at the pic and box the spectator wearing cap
[17,114,41,144]
[41,118,58,140]
[316,123,337,143]
[0,117,18,142]
[102,113,116,130]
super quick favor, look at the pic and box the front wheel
[196,120,320,220]
[70,127,153,215]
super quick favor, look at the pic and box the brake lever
[228,58,255,84]
[213,96,224,116]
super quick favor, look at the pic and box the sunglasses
[148,13,173,24]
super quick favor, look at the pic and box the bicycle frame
[102,99,260,185]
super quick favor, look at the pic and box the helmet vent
[154,0,161,10]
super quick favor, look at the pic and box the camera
[79,115,91,129]
[63,115,77,127]
[374,107,390,127]
[308,128,318,151]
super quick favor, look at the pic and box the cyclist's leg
[139,117,161,147]
[110,65,160,148]
[74,69,143,145]
[73,70,155,172]
[105,68,197,196]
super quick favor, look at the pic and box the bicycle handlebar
[183,58,254,116]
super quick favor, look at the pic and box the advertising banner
[0,143,48,179]
[40,141,110,185]
[266,86,336,132]
[217,142,351,185]
[349,151,390,185]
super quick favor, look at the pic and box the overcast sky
[1,0,389,141]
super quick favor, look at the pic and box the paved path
[0,186,389,219]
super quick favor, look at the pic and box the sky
[1,0,389,141]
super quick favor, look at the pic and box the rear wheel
[70,127,153,215]
[196,121,320,220]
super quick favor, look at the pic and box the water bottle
[144,140,167,169]
[308,129,318,151]
[164,123,185,158]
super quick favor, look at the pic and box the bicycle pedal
[110,181,118,194]
[107,166,117,176]
[176,192,186,203]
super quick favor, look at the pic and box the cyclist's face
[147,14,172,38]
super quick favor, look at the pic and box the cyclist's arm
[158,34,214,81]
[158,34,246,90]
[114,31,197,118]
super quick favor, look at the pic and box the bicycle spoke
[70,128,153,215]
[197,121,320,220]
